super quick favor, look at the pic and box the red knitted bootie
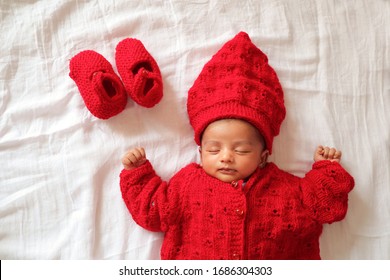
[69,50,127,119]
[115,38,163,108]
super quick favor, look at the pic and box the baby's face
[200,119,268,183]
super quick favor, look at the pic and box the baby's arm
[120,148,169,232]
[300,147,354,224]
[314,145,342,163]
[122,147,147,170]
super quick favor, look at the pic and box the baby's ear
[198,147,203,166]
[261,149,269,161]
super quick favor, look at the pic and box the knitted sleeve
[120,161,177,232]
[300,160,355,224]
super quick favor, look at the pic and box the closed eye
[235,150,251,154]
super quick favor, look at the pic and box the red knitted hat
[187,32,286,153]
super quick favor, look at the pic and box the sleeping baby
[119,32,354,259]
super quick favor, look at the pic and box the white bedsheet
[0,0,389,259]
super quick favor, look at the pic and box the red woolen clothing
[120,160,354,260]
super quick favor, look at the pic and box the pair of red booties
[69,38,163,119]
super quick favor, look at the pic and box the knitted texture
[120,160,354,260]
[115,38,163,108]
[187,32,286,153]
[69,50,127,119]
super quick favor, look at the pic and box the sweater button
[232,252,241,260]
[235,209,245,216]
[231,181,238,188]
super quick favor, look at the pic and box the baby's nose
[220,150,233,162]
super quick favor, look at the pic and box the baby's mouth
[218,168,237,174]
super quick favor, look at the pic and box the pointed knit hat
[187,31,286,153]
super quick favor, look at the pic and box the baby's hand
[314,146,342,163]
[122,147,147,170]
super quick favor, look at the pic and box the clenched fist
[122,147,147,170]
[314,146,342,163]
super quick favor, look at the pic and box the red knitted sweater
[120,160,354,260]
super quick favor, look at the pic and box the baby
[120,32,354,259]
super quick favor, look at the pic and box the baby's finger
[125,152,137,165]
[316,145,325,155]
[322,146,330,158]
[334,150,342,159]
[130,148,143,161]
[328,148,337,159]
[121,156,131,166]
[138,147,146,159]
